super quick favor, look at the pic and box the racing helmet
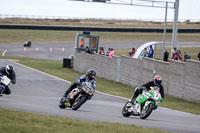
[87,69,96,80]
[153,75,162,86]
[6,64,13,75]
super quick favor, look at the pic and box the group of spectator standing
[86,43,200,62]
[129,45,154,58]
[171,47,193,62]
[128,45,200,62]
[98,47,115,58]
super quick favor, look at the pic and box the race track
[0,42,200,133]
[0,59,200,133]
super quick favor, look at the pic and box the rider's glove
[141,87,147,90]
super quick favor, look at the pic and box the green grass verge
[0,29,200,43]
[0,108,171,133]
[0,53,200,115]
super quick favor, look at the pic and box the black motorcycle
[0,75,11,96]
[59,82,94,110]
[24,40,31,47]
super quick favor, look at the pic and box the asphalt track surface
[0,42,200,133]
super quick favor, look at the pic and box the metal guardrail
[0,24,200,33]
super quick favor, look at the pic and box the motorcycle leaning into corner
[59,82,94,110]
[122,86,163,119]
[0,75,11,96]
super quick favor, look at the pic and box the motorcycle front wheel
[140,103,154,119]
[0,87,5,95]
[122,101,132,117]
[72,95,86,110]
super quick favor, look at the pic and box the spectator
[163,50,169,62]
[85,46,93,54]
[183,52,191,62]
[171,47,177,58]
[99,47,105,56]
[79,39,84,48]
[129,48,136,57]
[141,48,148,57]
[197,52,200,61]
[148,45,154,58]
[172,47,182,61]
[106,48,111,56]
[109,48,114,58]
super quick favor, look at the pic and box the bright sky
[0,0,200,21]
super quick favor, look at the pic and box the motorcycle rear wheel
[122,101,132,117]
[140,103,154,119]
[72,96,86,110]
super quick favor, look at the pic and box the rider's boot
[130,94,138,104]
[65,98,72,107]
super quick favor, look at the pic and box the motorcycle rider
[63,69,96,106]
[131,75,164,101]
[0,64,16,95]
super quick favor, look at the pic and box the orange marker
[50,48,53,53]
[62,48,64,53]
[24,47,27,53]
[35,48,39,53]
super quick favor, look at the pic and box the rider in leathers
[132,75,164,100]
[0,65,16,95]
[63,69,96,104]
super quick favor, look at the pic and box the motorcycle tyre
[122,101,131,117]
[140,103,154,119]
[0,87,5,95]
[59,97,67,109]
[72,96,86,110]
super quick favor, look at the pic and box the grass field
[0,29,200,43]
[1,18,200,28]
[0,108,171,133]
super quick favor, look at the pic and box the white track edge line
[13,61,71,84]
[2,50,7,56]
[13,61,129,100]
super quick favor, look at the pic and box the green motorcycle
[122,86,163,119]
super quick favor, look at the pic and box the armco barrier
[73,53,200,102]
[1,24,200,33]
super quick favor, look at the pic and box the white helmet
[6,65,13,75]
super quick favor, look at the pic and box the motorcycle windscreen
[1,76,11,86]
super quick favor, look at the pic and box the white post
[171,0,179,56]
[162,2,168,60]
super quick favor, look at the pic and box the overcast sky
[0,0,200,21]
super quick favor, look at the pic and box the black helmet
[87,69,96,80]
[6,64,13,75]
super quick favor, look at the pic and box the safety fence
[73,53,200,103]
[1,24,200,33]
